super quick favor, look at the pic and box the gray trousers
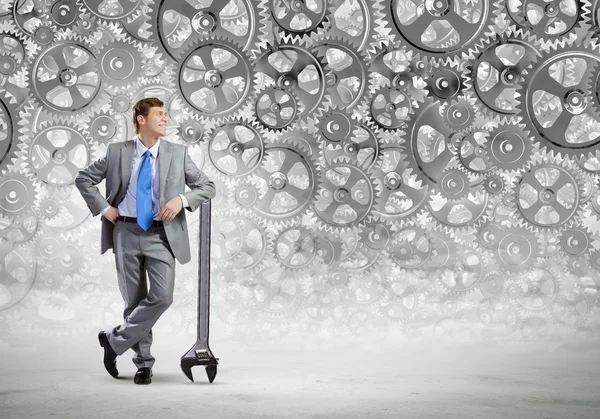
[106,221,175,369]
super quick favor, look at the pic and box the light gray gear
[147,0,268,63]
[49,0,84,32]
[312,159,379,232]
[177,37,258,124]
[424,58,470,104]
[253,41,328,122]
[386,0,499,61]
[253,86,299,132]
[273,223,318,272]
[494,225,542,272]
[10,0,51,37]
[247,136,319,228]
[312,36,369,110]
[81,0,147,20]
[458,128,495,174]
[0,243,38,312]
[270,0,330,40]
[206,118,266,179]
[485,120,536,175]
[0,207,42,246]
[507,266,561,315]
[387,223,432,269]
[0,169,43,220]
[321,119,380,170]
[515,38,600,160]
[0,92,21,173]
[440,96,480,133]
[82,109,124,144]
[30,36,108,122]
[94,32,149,92]
[467,30,541,120]
[367,86,413,131]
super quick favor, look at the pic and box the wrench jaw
[180,343,219,383]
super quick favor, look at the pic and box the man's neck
[138,133,160,150]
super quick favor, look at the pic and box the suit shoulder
[108,140,134,151]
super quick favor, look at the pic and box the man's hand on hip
[159,196,183,221]
[105,206,120,224]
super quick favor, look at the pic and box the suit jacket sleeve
[182,146,216,212]
[75,144,112,216]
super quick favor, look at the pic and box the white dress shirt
[101,138,189,219]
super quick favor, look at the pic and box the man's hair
[132,97,165,134]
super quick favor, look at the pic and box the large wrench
[180,200,219,383]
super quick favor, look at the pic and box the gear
[507,266,560,314]
[95,32,149,92]
[313,160,379,232]
[0,208,42,246]
[82,109,124,144]
[248,135,319,227]
[271,0,329,39]
[515,39,600,160]
[551,288,593,326]
[435,167,473,201]
[486,120,535,175]
[437,246,488,294]
[368,86,413,131]
[459,128,494,173]
[386,0,499,61]
[494,225,542,272]
[207,118,266,179]
[424,58,469,104]
[504,0,591,50]
[0,243,37,311]
[387,224,432,269]
[273,223,317,271]
[30,36,107,121]
[147,0,267,62]
[20,120,93,190]
[313,105,356,146]
[312,36,369,110]
[10,0,51,37]
[253,41,328,121]
[177,37,258,123]
[440,96,479,133]
[0,93,21,173]
[372,143,429,226]
[511,155,586,231]
[559,227,592,256]
[252,265,303,317]
[321,119,380,170]
[253,86,299,131]
[0,170,43,220]
[467,31,541,120]
[50,0,84,32]
[81,0,146,20]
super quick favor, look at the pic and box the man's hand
[159,196,183,221]
[105,206,120,224]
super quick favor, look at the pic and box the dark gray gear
[253,86,299,131]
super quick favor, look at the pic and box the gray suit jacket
[75,139,216,264]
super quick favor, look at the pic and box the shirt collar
[135,137,160,158]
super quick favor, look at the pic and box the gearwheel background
[0,0,599,343]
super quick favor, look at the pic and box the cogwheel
[29,35,109,122]
[367,86,413,131]
[205,117,267,179]
[253,41,329,114]
[252,264,304,318]
[458,128,495,173]
[477,297,520,337]
[494,224,542,272]
[507,265,561,315]
[147,0,267,62]
[467,30,542,121]
[559,227,593,257]
[94,31,150,92]
[82,109,124,144]
[0,207,43,247]
[312,159,380,233]
[434,166,474,201]
[0,243,38,311]
[485,119,536,175]
[551,288,593,327]
[270,0,330,40]
[347,269,387,307]
[317,117,380,170]
[386,0,499,61]
[515,38,600,160]
[316,0,388,51]
[501,0,592,51]
[312,36,370,110]
[177,36,258,124]
[479,270,509,298]
[9,0,51,37]
[371,142,429,227]
[81,0,148,20]
[510,154,587,231]
[307,104,358,147]
[227,211,272,276]
[0,169,43,220]
[424,58,470,104]
[436,245,489,295]
[357,215,393,253]
[253,86,300,132]
[592,0,600,39]
[386,223,432,269]
[401,97,459,187]
[49,0,84,33]
[0,92,22,174]
[440,96,480,133]
[19,119,94,191]
[246,135,319,228]
[272,222,318,272]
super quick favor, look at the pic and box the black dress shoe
[134,367,153,385]
[98,331,119,378]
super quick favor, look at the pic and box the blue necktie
[137,150,153,230]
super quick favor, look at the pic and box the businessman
[75,97,215,384]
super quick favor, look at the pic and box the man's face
[138,106,168,137]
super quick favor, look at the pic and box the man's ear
[137,115,145,127]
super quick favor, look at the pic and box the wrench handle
[197,200,211,343]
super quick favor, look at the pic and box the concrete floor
[1,331,599,419]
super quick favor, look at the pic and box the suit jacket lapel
[119,141,135,197]
[159,140,172,205]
